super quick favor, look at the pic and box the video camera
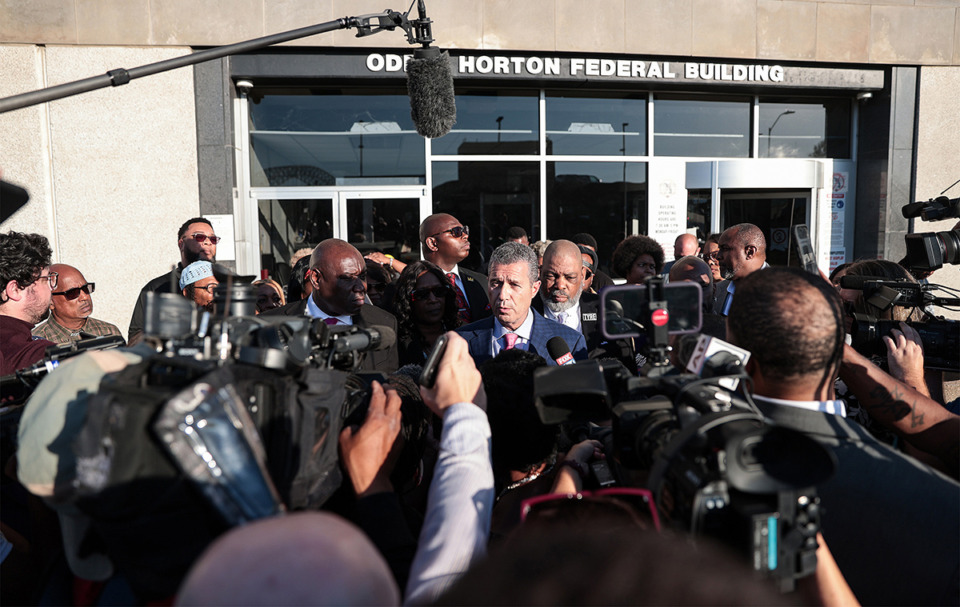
[533,278,834,593]
[901,196,960,273]
[837,276,960,372]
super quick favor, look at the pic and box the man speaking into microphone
[457,242,586,366]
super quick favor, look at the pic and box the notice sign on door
[829,172,847,271]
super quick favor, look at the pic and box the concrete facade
[1,0,958,331]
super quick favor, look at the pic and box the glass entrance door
[720,191,809,268]
[257,190,426,284]
[338,192,422,266]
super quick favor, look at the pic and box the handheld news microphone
[406,0,456,138]
[547,336,575,366]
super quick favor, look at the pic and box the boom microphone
[406,1,456,138]
[546,336,575,366]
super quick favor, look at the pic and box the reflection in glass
[259,199,333,284]
[654,96,751,157]
[759,99,851,159]
[432,161,539,270]
[345,198,421,263]
[721,194,808,268]
[547,162,647,266]
[686,189,712,240]
[546,93,646,155]
[249,91,425,186]
[431,90,539,155]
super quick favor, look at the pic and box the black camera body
[901,196,960,272]
[533,281,835,592]
[850,314,960,372]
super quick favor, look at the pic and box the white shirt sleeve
[404,402,494,605]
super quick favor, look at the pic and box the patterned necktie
[446,272,472,323]
[504,332,518,350]
[324,318,339,326]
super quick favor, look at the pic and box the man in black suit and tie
[458,242,587,366]
[532,240,636,372]
[727,267,959,606]
[265,238,399,373]
[420,213,490,324]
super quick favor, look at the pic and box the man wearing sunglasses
[32,264,122,345]
[0,231,57,375]
[420,213,490,324]
[127,217,219,345]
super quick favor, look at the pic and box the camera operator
[727,266,960,606]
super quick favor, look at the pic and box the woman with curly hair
[392,260,461,366]
[611,235,665,284]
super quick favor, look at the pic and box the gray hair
[489,241,539,284]
[530,239,552,259]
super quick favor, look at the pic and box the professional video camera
[837,276,960,372]
[901,196,960,273]
[12,282,396,601]
[533,278,834,593]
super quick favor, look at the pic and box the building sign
[362,52,884,90]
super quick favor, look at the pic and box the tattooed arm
[839,344,959,479]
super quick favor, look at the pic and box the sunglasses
[701,251,720,261]
[520,488,661,531]
[52,282,95,300]
[186,232,221,245]
[411,285,450,302]
[429,225,469,240]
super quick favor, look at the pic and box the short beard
[542,287,582,314]
[720,264,737,281]
[184,248,215,265]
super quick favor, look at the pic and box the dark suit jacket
[532,293,636,373]
[755,399,960,606]
[710,279,731,315]
[456,310,587,367]
[264,298,400,374]
[456,266,491,322]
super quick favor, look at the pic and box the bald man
[715,223,767,316]
[420,213,490,323]
[532,240,637,370]
[32,264,123,345]
[265,238,399,373]
[176,512,400,606]
[661,233,701,277]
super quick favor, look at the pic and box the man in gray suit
[727,267,959,606]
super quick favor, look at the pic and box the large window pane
[721,192,808,268]
[548,162,648,271]
[345,198,421,263]
[686,189,712,240]
[759,98,851,159]
[431,90,539,156]
[432,161,540,270]
[249,90,425,186]
[259,198,334,283]
[546,92,646,156]
[654,96,751,157]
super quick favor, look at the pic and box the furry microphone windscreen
[407,48,457,139]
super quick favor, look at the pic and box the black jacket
[533,292,636,373]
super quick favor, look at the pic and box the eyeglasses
[186,233,221,245]
[36,272,59,290]
[192,283,219,294]
[429,225,469,240]
[520,488,661,531]
[701,251,719,261]
[411,285,450,302]
[52,282,95,300]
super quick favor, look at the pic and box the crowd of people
[1,212,958,606]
